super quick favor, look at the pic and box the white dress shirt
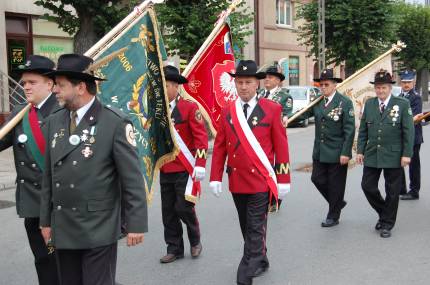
[240,94,258,119]
[71,97,95,126]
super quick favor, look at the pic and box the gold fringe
[145,8,180,204]
[185,194,198,205]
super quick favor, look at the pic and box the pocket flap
[88,198,115,211]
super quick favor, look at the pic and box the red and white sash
[173,128,201,204]
[230,99,278,201]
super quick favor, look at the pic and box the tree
[34,0,139,54]
[296,0,397,76]
[395,3,430,100]
[155,0,253,61]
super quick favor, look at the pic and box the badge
[287,98,293,108]
[252,116,258,126]
[89,137,95,144]
[333,115,339,121]
[80,134,88,142]
[393,105,399,111]
[69,135,81,146]
[18,134,27,143]
[195,110,203,123]
[125,124,137,147]
[81,146,93,158]
[349,109,354,117]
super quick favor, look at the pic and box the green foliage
[395,3,430,71]
[296,0,397,73]
[155,0,253,61]
[34,0,139,52]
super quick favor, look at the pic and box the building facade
[0,0,73,115]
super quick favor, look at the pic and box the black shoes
[253,264,269,277]
[375,221,382,231]
[191,243,202,258]
[380,229,391,238]
[321,218,339,227]
[400,193,419,200]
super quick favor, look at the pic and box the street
[1,124,429,285]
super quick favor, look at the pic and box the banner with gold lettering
[94,7,177,201]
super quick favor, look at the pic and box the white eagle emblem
[220,72,237,102]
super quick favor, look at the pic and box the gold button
[20,179,24,184]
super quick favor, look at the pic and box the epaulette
[104,104,127,118]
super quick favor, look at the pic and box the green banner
[96,8,176,201]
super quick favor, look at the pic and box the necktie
[70,111,78,134]
[324,97,329,106]
[380,102,385,114]
[265,90,270,98]
[243,103,249,119]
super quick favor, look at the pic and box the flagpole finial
[392,40,406,52]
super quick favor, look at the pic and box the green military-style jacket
[357,95,414,168]
[39,98,148,249]
[0,94,61,218]
[258,87,293,117]
[308,91,355,163]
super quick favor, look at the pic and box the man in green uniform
[309,69,355,227]
[0,55,60,284]
[259,64,293,211]
[39,54,148,284]
[357,69,414,238]
[259,63,293,125]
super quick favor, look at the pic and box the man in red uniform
[210,60,291,285]
[159,65,208,263]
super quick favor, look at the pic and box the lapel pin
[18,134,28,143]
[69,135,81,146]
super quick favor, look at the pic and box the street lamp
[318,0,326,72]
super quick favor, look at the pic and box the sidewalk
[0,148,16,191]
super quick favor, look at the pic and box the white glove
[192,166,206,181]
[277,183,290,199]
[209,181,222,198]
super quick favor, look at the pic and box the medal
[69,135,80,145]
[18,134,27,143]
[81,146,93,158]
[333,115,339,121]
[89,137,95,144]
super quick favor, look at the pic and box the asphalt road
[0,123,429,285]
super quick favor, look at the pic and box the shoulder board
[104,104,127,118]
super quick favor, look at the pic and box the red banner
[182,24,237,131]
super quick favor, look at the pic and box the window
[289,56,300,85]
[276,0,293,27]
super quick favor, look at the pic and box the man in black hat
[39,54,148,284]
[210,60,291,285]
[258,63,293,212]
[259,63,293,125]
[0,55,60,285]
[158,65,208,263]
[398,70,423,200]
[307,69,355,227]
[357,69,414,238]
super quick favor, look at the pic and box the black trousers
[400,144,421,195]
[56,243,117,285]
[160,171,200,255]
[311,160,348,220]
[24,217,59,285]
[232,192,269,285]
[361,167,402,230]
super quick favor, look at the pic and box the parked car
[284,86,321,127]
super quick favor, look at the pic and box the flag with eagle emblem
[181,23,237,132]
[94,7,177,202]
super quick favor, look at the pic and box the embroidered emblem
[196,149,207,159]
[125,123,137,147]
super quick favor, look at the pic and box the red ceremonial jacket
[161,96,208,173]
[210,98,291,194]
